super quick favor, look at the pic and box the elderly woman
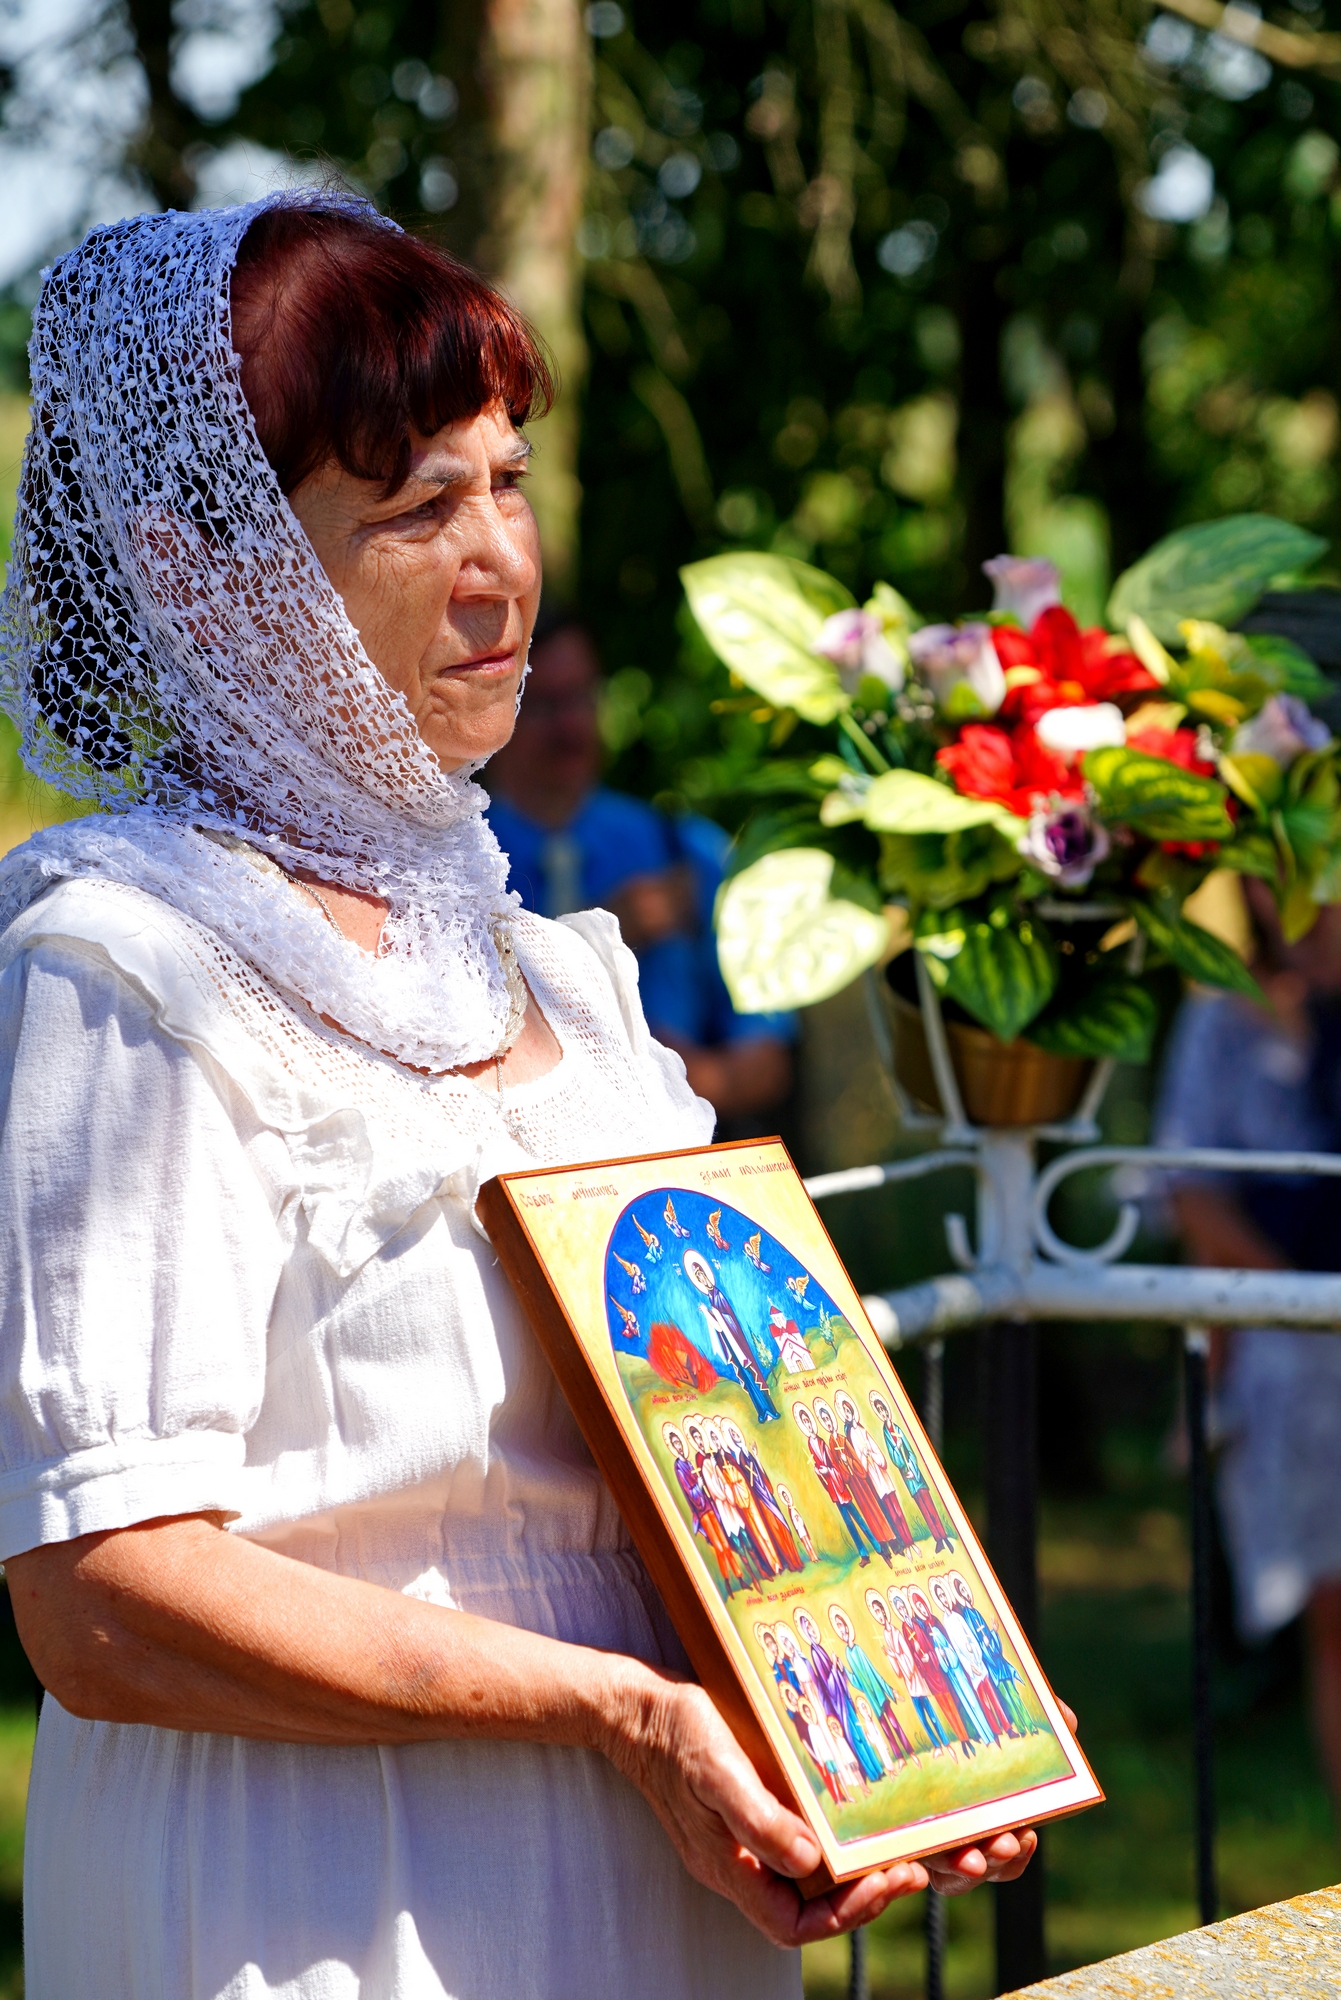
[0,194,1035,1999]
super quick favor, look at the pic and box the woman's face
[288,400,540,772]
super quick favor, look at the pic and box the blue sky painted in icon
[604,1186,845,1374]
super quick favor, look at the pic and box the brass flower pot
[890,991,1094,1128]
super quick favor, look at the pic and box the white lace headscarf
[0,190,530,1072]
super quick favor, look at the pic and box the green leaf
[879,828,1022,911]
[861,767,1025,837]
[1084,746,1234,843]
[731,760,831,799]
[1133,897,1263,1000]
[681,553,855,723]
[914,903,1058,1041]
[1239,632,1332,702]
[1026,975,1158,1062]
[1278,795,1339,866]
[1211,830,1280,883]
[715,848,891,1012]
[1108,515,1328,645]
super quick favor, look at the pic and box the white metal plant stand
[800,964,1341,2000]
[802,961,1341,1343]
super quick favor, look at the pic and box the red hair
[230,205,553,496]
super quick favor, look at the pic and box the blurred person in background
[1155,877,1341,1814]
[486,613,794,1129]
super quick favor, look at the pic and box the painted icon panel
[480,1140,1101,1883]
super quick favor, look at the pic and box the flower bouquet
[681,514,1339,1082]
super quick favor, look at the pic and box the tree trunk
[473,0,590,600]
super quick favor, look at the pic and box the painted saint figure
[817,1401,897,1566]
[663,1422,744,1598]
[687,1417,763,1588]
[795,1607,882,1785]
[835,1389,912,1553]
[798,1696,849,1804]
[932,1576,1011,1742]
[871,1392,955,1553]
[865,1589,939,1762]
[890,1588,967,1759]
[723,1421,802,1572]
[909,1587,993,1752]
[793,1403,883,1568]
[709,1420,779,1579]
[682,1248,778,1423]
[952,1574,1037,1736]
[777,1483,816,1562]
[828,1604,917,1768]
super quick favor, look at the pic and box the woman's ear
[125,509,219,646]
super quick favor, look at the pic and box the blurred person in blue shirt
[486,616,794,1126]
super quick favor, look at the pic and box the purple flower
[812,609,905,693]
[1231,693,1332,768]
[982,555,1063,628]
[907,621,1006,717]
[1021,802,1111,888]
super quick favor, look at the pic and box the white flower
[1035,702,1126,761]
[907,621,1006,717]
[812,609,905,694]
[1020,802,1111,888]
[1230,694,1331,768]
[982,554,1062,629]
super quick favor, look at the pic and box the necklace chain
[295,877,340,932]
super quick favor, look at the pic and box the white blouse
[0,878,800,2000]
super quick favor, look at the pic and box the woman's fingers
[924,1828,1038,1896]
[735,1857,927,1950]
[1057,1698,1078,1734]
[679,1697,822,1879]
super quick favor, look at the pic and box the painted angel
[631,1213,663,1263]
[609,1295,640,1343]
[743,1231,771,1273]
[663,1195,691,1239]
[611,1251,646,1295]
[706,1209,730,1252]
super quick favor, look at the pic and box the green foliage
[1239,632,1332,703]
[1083,746,1235,844]
[715,845,890,1011]
[878,824,1020,911]
[858,766,1021,838]
[1132,895,1263,1001]
[1026,973,1158,1063]
[913,898,1058,1042]
[680,553,853,721]
[1108,515,1328,645]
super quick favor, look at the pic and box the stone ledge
[1007,1884,1341,1998]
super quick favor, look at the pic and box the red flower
[1125,724,1217,779]
[992,607,1158,724]
[936,723,1084,819]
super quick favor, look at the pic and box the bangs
[231,206,554,496]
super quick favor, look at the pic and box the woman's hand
[598,1672,1061,1947]
[920,1697,1076,1900]
[600,1672,930,1947]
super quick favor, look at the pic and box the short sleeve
[0,934,284,1558]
